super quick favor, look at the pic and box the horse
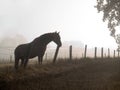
[14,32,62,69]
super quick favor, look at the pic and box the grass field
[0,58,120,90]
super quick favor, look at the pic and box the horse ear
[58,32,60,34]
[55,31,57,33]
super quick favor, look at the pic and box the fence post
[10,55,12,63]
[104,53,106,58]
[69,45,72,61]
[118,51,119,58]
[114,50,115,58]
[82,53,84,58]
[108,48,110,58]
[84,45,87,58]
[53,46,60,63]
[94,47,97,59]
[101,47,103,58]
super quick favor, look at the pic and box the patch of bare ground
[1,58,120,90]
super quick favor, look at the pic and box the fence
[68,45,119,60]
[0,44,119,64]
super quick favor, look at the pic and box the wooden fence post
[53,46,60,63]
[118,51,119,58]
[82,53,84,58]
[84,45,87,58]
[108,48,110,58]
[10,55,12,63]
[104,53,106,58]
[94,47,97,59]
[114,50,115,58]
[101,47,103,58]
[69,45,72,61]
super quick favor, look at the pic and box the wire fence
[0,45,118,64]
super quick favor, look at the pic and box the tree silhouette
[95,0,120,50]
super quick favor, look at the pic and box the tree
[95,0,120,51]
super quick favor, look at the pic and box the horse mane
[31,32,56,43]
[39,32,53,38]
[42,31,59,37]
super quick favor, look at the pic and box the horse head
[52,32,62,47]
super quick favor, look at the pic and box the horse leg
[20,59,24,67]
[23,59,29,68]
[14,57,19,70]
[41,56,43,64]
[38,56,42,64]
[38,56,40,64]
[38,56,43,64]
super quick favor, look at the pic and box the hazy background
[0,0,118,59]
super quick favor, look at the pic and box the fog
[0,34,85,60]
[0,34,27,47]
[0,0,117,47]
[0,35,115,60]
[0,0,118,60]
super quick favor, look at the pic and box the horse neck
[41,34,53,45]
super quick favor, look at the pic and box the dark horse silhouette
[14,32,62,69]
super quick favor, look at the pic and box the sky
[0,0,118,49]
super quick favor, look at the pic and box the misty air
[0,0,120,90]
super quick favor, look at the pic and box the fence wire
[0,45,118,64]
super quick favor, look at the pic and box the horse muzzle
[57,42,62,47]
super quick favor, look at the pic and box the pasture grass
[0,58,120,90]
